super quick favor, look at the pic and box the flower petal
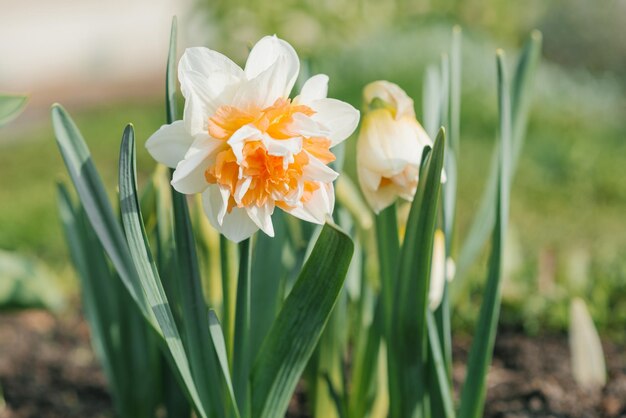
[284,182,334,224]
[310,98,360,146]
[246,203,275,237]
[227,125,262,162]
[263,136,302,160]
[357,109,424,177]
[289,113,330,138]
[145,121,194,168]
[363,80,416,120]
[429,230,446,310]
[171,147,214,194]
[302,153,339,183]
[179,47,244,135]
[296,74,329,104]
[234,55,291,109]
[244,35,299,97]
[202,186,259,242]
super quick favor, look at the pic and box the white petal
[202,184,230,225]
[234,56,290,109]
[179,47,244,83]
[310,98,360,146]
[363,80,416,120]
[179,47,244,135]
[289,113,330,138]
[284,182,334,224]
[234,177,252,204]
[244,35,299,97]
[429,230,447,310]
[246,203,275,237]
[357,170,399,214]
[227,125,262,162]
[357,109,423,177]
[263,136,302,160]
[296,74,329,104]
[171,147,214,194]
[202,187,259,243]
[302,153,339,183]
[184,132,224,159]
[146,121,193,168]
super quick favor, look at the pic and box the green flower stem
[374,205,401,418]
[234,238,252,418]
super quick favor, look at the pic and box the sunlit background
[1,0,626,336]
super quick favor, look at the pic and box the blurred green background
[1,0,625,336]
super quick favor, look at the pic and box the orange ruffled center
[205,98,335,211]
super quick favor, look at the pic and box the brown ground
[0,311,625,418]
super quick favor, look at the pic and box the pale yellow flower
[356,80,434,214]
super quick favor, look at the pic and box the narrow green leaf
[166,16,178,124]
[209,310,240,412]
[170,175,236,418]
[51,104,150,318]
[250,211,288,361]
[251,223,354,418]
[426,313,455,418]
[454,32,541,285]
[58,184,162,418]
[118,124,207,417]
[162,18,238,417]
[457,50,511,418]
[0,94,27,127]
[391,128,445,418]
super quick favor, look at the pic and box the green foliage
[0,250,64,311]
[0,94,27,127]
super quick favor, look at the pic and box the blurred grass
[1,21,624,334]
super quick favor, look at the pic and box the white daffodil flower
[146,36,360,242]
[356,80,436,214]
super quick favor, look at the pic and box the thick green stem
[374,205,401,418]
[233,238,252,418]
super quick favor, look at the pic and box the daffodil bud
[356,80,433,214]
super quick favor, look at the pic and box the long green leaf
[457,50,511,418]
[0,94,27,127]
[427,313,456,418]
[58,184,162,418]
[171,177,236,418]
[209,310,240,413]
[51,104,150,318]
[166,16,178,125]
[251,223,354,418]
[454,32,541,284]
[391,128,445,418]
[118,124,207,417]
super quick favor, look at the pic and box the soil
[1,311,625,418]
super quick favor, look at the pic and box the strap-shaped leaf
[166,16,178,125]
[0,94,27,127]
[170,175,237,418]
[51,104,150,318]
[391,128,445,417]
[209,310,240,412]
[251,223,354,418]
[455,32,541,284]
[457,50,512,418]
[427,313,456,418]
[118,125,207,417]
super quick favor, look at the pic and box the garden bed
[1,311,624,418]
